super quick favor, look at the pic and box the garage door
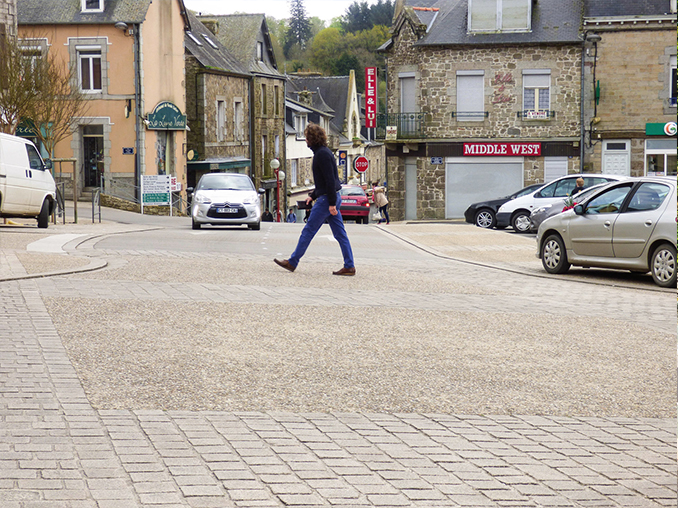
[445,159,523,218]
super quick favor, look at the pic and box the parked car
[464,183,543,229]
[537,177,677,287]
[339,185,370,224]
[0,133,56,228]
[496,174,627,233]
[189,173,264,230]
[528,183,608,233]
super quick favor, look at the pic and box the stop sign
[353,156,369,173]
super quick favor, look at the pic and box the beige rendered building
[18,0,189,204]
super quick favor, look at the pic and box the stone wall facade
[0,0,16,39]
[253,76,287,187]
[583,25,676,176]
[383,20,583,220]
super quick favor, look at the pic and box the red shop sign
[463,142,541,156]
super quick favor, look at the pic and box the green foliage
[341,0,395,33]
[286,0,312,55]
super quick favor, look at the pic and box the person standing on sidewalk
[372,182,390,224]
[274,123,356,276]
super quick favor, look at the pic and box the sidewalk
[0,206,675,507]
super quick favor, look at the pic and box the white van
[0,133,56,228]
[496,173,628,233]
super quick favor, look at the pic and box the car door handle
[645,220,653,227]
[604,221,611,229]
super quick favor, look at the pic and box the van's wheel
[650,243,676,288]
[37,200,49,229]
[511,211,531,233]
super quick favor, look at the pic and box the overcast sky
[182,0,376,23]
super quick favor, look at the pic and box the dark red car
[339,185,370,224]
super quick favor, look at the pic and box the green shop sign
[646,122,677,136]
[146,101,187,130]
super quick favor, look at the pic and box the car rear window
[340,187,366,197]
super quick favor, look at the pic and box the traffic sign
[353,156,369,173]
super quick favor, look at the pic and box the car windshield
[340,187,366,197]
[197,174,254,191]
[511,184,542,199]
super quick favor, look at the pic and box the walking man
[274,123,355,276]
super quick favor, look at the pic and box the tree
[341,0,394,33]
[286,0,312,54]
[0,34,88,156]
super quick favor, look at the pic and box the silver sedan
[536,177,677,287]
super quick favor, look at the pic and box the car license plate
[217,207,238,214]
[343,199,356,204]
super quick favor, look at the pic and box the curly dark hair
[304,123,327,147]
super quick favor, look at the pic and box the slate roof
[397,0,584,46]
[585,0,674,17]
[287,76,350,135]
[18,0,153,24]
[195,13,280,77]
[184,10,249,76]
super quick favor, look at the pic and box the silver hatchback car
[190,173,264,230]
[536,177,677,287]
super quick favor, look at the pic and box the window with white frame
[216,100,226,142]
[82,0,103,12]
[256,41,263,61]
[234,100,243,141]
[468,0,531,32]
[79,49,102,92]
[670,55,676,106]
[290,159,298,187]
[456,70,485,121]
[523,69,551,118]
[294,114,307,139]
[274,135,280,158]
[671,0,677,13]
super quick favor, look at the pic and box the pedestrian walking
[262,209,274,222]
[286,210,297,223]
[372,182,390,224]
[274,123,355,276]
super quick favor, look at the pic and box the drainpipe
[249,75,255,183]
[133,23,142,202]
[580,34,586,171]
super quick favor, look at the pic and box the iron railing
[376,112,429,140]
[92,188,101,223]
[517,110,556,119]
[53,182,66,225]
[451,111,489,120]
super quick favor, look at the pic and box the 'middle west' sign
[463,142,541,156]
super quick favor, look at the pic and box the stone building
[184,10,251,189]
[0,0,16,43]
[379,0,584,220]
[198,13,287,216]
[582,0,677,177]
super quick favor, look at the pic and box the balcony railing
[376,113,428,140]
[517,110,556,120]
[451,111,489,120]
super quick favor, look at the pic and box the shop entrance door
[83,125,104,188]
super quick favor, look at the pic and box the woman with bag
[372,182,390,224]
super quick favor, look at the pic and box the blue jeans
[289,193,354,269]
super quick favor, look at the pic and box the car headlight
[194,193,211,204]
[242,193,258,205]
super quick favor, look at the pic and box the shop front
[645,122,677,176]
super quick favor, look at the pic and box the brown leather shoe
[274,259,296,272]
[332,266,356,276]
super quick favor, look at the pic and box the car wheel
[191,218,201,230]
[474,209,495,229]
[541,234,571,274]
[249,222,261,231]
[37,199,49,229]
[511,211,531,233]
[650,243,676,288]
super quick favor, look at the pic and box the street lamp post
[270,159,285,222]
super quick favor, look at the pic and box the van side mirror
[573,204,584,215]
[44,159,53,170]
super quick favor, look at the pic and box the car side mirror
[186,187,194,194]
[44,159,53,170]
[573,204,584,215]
[258,188,265,194]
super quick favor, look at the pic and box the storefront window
[645,139,677,176]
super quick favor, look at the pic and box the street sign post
[141,174,171,215]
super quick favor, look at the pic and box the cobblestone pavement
[0,218,675,507]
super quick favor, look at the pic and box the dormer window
[468,0,531,33]
[256,42,263,62]
[82,0,103,12]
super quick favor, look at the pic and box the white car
[0,133,56,228]
[496,174,627,233]
[536,177,676,287]
[190,173,264,230]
